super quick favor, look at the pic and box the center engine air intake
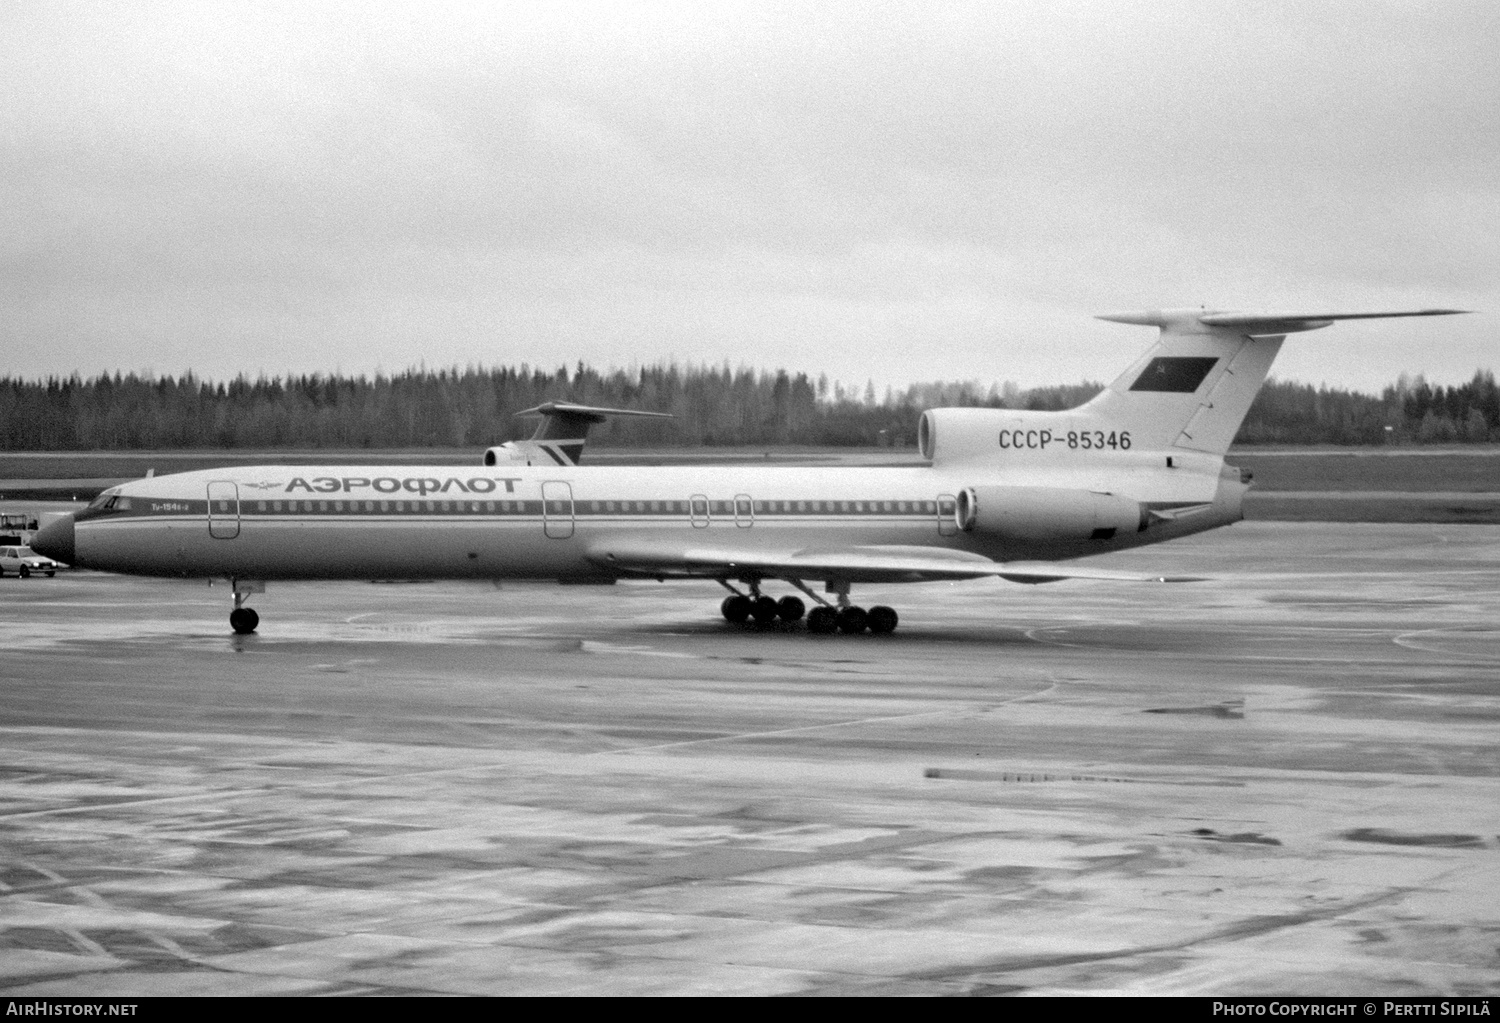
[955,486,1146,541]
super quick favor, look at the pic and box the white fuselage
[68,460,1244,582]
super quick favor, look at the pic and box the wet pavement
[1,522,1497,995]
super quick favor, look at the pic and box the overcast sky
[3,1,1495,393]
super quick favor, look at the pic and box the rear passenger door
[937,493,958,537]
[542,481,574,539]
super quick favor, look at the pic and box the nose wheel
[227,579,264,634]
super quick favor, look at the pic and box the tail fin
[483,403,674,467]
[1083,308,1466,456]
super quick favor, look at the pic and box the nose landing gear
[230,606,260,635]
[227,579,264,635]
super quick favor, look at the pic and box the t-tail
[920,307,1467,553]
[920,307,1468,468]
[483,403,674,467]
[1083,308,1467,456]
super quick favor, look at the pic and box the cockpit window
[87,489,121,512]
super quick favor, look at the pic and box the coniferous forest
[1,364,1497,450]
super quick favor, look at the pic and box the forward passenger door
[207,481,240,539]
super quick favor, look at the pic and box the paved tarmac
[1,522,1497,996]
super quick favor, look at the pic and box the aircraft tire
[806,606,838,634]
[867,605,898,634]
[776,596,806,623]
[721,595,752,623]
[835,606,868,635]
[751,595,780,625]
[230,608,259,635]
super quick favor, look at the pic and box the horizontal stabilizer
[515,402,675,424]
[1098,308,1469,336]
[1199,309,1469,335]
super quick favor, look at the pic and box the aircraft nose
[31,514,75,565]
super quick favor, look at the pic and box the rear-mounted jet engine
[955,486,1146,541]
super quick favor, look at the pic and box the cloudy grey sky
[3,0,1495,393]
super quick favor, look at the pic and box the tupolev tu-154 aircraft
[31,307,1465,636]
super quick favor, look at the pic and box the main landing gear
[719,580,898,636]
[720,593,805,626]
[805,603,898,635]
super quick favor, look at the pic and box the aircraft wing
[584,537,1203,585]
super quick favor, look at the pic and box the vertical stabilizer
[1084,308,1466,456]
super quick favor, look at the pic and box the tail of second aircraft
[483,403,674,467]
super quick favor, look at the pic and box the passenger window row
[148,498,946,516]
[581,500,938,515]
[250,499,543,514]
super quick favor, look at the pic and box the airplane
[30,307,1466,636]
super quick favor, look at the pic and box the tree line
[2,364,1497,450]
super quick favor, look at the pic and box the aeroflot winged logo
[283,475,523,495]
